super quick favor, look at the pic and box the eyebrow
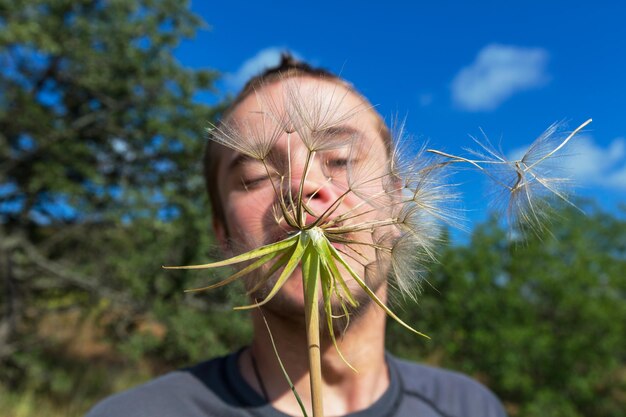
[226,125,363,170]
[316,125,361,137]
[227,153,257,170]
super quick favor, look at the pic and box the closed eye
[240,175,269,190]
[326,158,350,168]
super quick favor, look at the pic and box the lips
[264,205,357,253]
[303,212,319,226]
[330,241,346,252]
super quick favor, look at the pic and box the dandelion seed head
[389,235,428,300]
[283,77,372,152]
[209,109,284,161]
[432,119,590,235]
[345,136,395,207]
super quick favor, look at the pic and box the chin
[249,272,382,335]
[248,273,307,314]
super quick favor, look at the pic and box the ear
[212,217,230,253]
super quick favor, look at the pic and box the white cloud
[511,135,626,191]
[451,44,550,111]
[225,47,301,91]
[564,135,626,190]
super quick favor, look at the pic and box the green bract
[166,226,427,367]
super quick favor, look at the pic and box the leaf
[327,243,430,339]
[246,246,297,295]
[184,251,284,293]
[260,313,309,417]
[234,233,309,310]
[163,234,299,270]
[314,237,358,308]
[320,260,357,372]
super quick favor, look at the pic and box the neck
[239,288,389,416]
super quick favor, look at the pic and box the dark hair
[220,53,342,121]
[204,53,391,230]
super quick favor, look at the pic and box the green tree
[388,203,626,417]
[0,0,250,407]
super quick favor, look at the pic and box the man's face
[213,76,393,320]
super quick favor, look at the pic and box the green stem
[303,247,324,417]
[297,151,316,226]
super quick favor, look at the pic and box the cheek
[222,189,278,247]
[340,181,392,220]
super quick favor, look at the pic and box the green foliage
[0,0,250,409]
[387,203,626,417]
[0,0,217,223]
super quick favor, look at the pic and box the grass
[0,309,170,417]
[0,364,155,417]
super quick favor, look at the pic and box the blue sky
[177,0,626,228]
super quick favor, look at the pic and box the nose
[288,160,339,225]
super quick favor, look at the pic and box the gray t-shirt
[86,350,507,417]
